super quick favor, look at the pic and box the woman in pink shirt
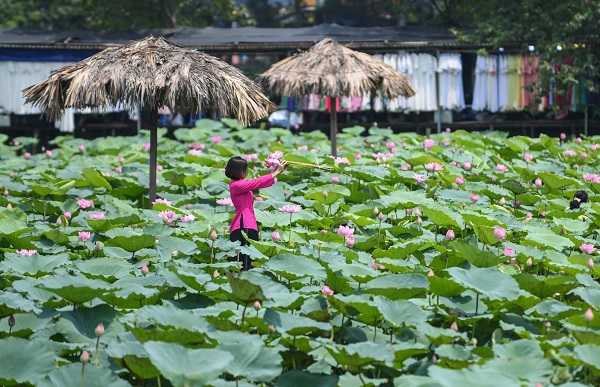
[225,156,288,270]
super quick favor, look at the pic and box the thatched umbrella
[258,38,416,156]
[23,35,275,206]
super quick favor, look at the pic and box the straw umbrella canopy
[258,38,416,156]
[23,35,275,206]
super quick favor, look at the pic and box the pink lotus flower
[271,231,280,241]
[524,153,534,162]
[446,230,455,240]
[504,246,516,256]
[153,198,172,206]
[16,249,37,256]
[211,136,222,143]
[188,149,203,156]
[354,153,361,159]
[581,152,588,159]
[560,133,566,140]
[493,227,506,241]
[142,265,149,276]
[455,176,465,186]
[77,199,94,209]
[80,350,89,363]
[580,243,596,254]
[142,143,151,151]
[463,162,472,170]
[423,139,435,150]
[412,174,427,183]
[89,213,105,220]
[470,193,479,203]
[158,210,178,224]
[321,286,334,296]
[563,149,577,157]
[157,165,163,171]
[322,190,328,197]
[253,301,261,311]
[115,166,122,173]
[118,156,125,163]
[427,270,435,277]
[372,259,386,270]
[216,197,233,206]
[534,178,543,187]
[334,156,350,165]
[588,257,594,269]
[280,204,302,213]
[24,152,31,160]
[181,215,195,223]
[331,176,339,183]
[78,231,91,242]
[95,323,105,337]
[450,321,458,331]
[337,225,355,237]
[243,153,259,161]
[78,144,85,152]
[346,235,355,247]
[424,162,443,172]
[297,145,308,151]
[496,164,508,173]
[45,150,52,158]
[210,229,218,240]
[526,257,533,266]
[585,308,594,322]
[584,173,600,183]
[64,211,71,219]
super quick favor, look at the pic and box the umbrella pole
[149,110,158,207]
[330,97,338,157]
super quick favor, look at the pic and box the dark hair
[225,156,248,180]
[570,190,588,210]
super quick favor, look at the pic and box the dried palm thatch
[23,35,275,205]
[258,38,416,156]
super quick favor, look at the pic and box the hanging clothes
[471,55,488,111]
[506,55,522,110]
[437,53,465,111]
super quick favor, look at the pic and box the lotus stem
[240,303,248,332]
[284,160,333,171]
[80,363,85,387]
[94,337,100,365]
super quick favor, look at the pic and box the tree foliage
[454,0,600,96]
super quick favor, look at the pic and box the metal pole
[136,104,141,135]
[584,104,589,137]
[435,50,441,134]
[149,110,158,207]
[331,97,338,157]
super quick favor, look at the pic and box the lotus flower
[80,350,90,363]
[446,230,455,240]
[210,229,218,240]
[181,215,195,223]
[253,301,261,311]
[470,194,479,203]
[496,164,508,173]
[424,162,443,172]
[271,231,280,241]
[280,204,302,213]
[95,323,104,337]
[337,225,354,237]
[524,153,534,162]
[16,249,37,256]
[78,232,91,242]
[89,213,105,220]
[580,243,596,254]
[455,176,465,186]
[321,286,334,296]
[332,176,339,183]
[372,259,386,270]
[423,139,435,150]
[216,197,233,206]
[141,265,149,276]
[345,235,355,247]
[493,227,506,241]
[412,174,427,183]
[77,199,94,209]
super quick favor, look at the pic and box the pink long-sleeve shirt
[229,174,275,232]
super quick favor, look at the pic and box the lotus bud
[493,227,506,242]
[378,212,384,220]
[271,231,280,242]
[6,203,12,210]
[80,350,89,363]
[3,189,8,196]
[588,258,594,269]
[322,189,328,198]
[417,216,423,226]
[213,269,220,277]
[544,321,551,329]
[64,211,71,219]
[471,338,477,346]
[95,323,105,337]
[210,229,218,240]
[8,314,15,327]
[432,354,438,364]
[253,301,261,311]
[56,217,62,227]
[446,230,455,240]
[142,265,149,276]
[585,308,594,322]
[414,208,421,216]
[78,145,85,152]
[499,197,506,205]
[470,193,478,203]
[526,257,533,267]
[268,325,277,333]
[450,321,458,331]
[95,242,101,251]
[374,207,379,215]
[427,270,434,277]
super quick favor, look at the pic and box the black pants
[229,217,259,271]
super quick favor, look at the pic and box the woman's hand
[272,161,289,177]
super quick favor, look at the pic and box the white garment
[437,53,465,110]
[472,56,488,111]
[498,55,509,111]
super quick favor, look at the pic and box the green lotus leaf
[106,234,156,253]
[37,274,113,304]
[501,179,528,195]
[0,337,56,386]
[218,336,282,382]
[263,254,326,281]
[420,203,464,230]
[37,362,130,387]
[143,341,233,386]
[515,274,578,299]
[263,308,330,336]
[447,267,519,301]
[226,271,267,304]
[374,296,427,328]
[277,371,338,387]
[82,167,112,190]
[362,274,429,300]
[0,291,41,318]
[0,252,69,277]
[574,344,600,374]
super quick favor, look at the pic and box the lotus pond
[0,120,599,387]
